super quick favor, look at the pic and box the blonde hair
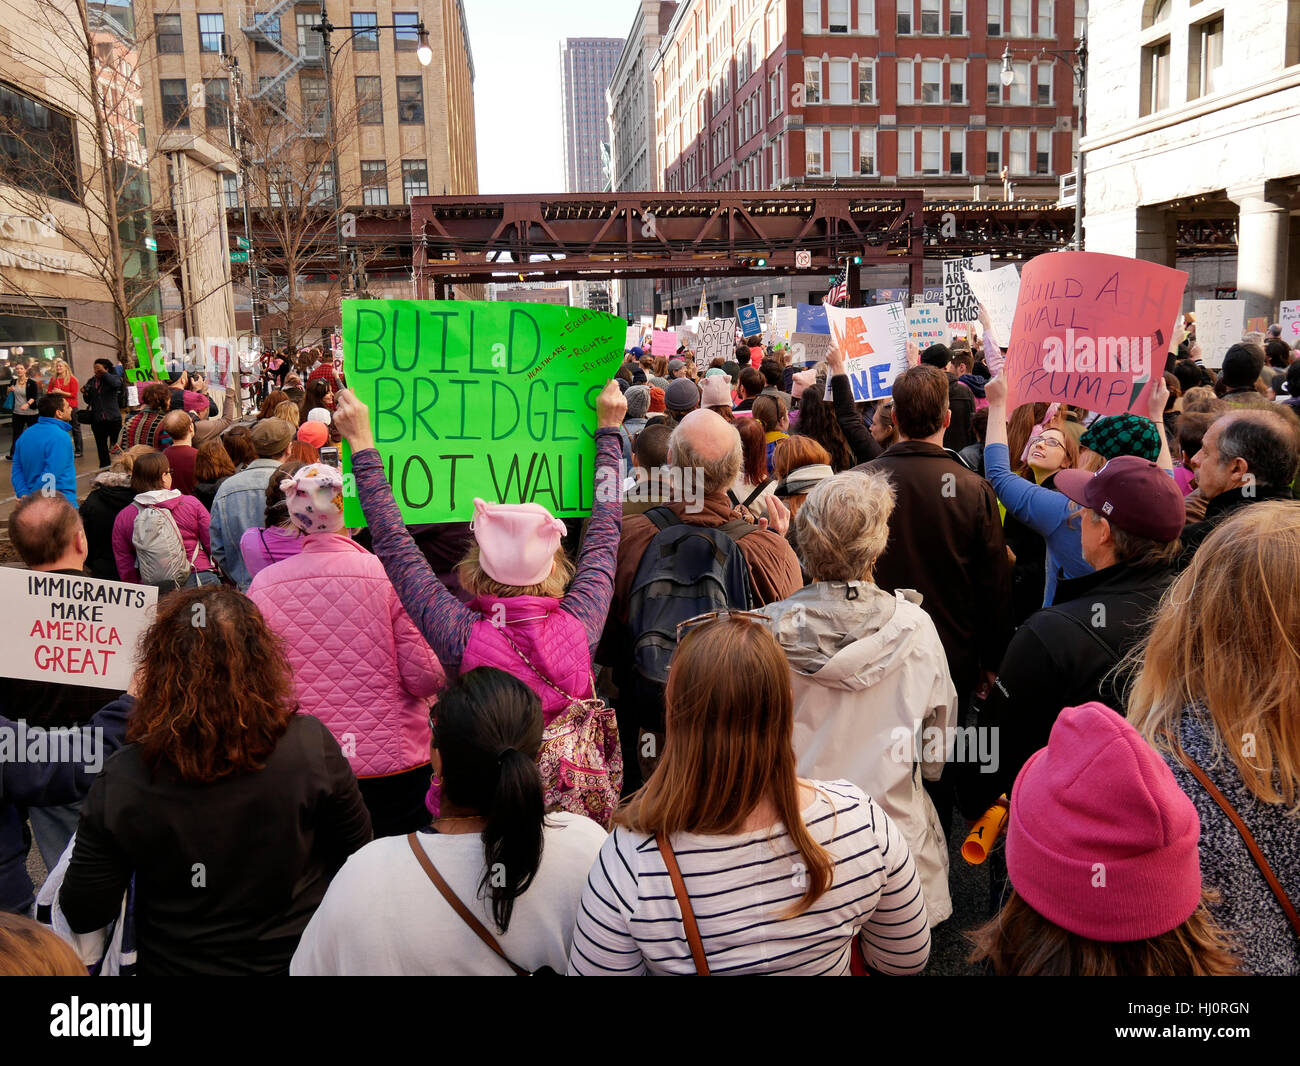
[796,470,895,582]
[272,401,301,428]
[1128,501,1300,808]
[1182,386,1224,415]
[111,444,156,475]
[456,543,574,599]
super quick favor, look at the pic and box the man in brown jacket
[854,365,1013,830]
[600,409,802,788]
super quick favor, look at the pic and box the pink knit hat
[471,497,567,587]
[1006,702,1202,942]
[282,464,346,534]
[700,375,733,407]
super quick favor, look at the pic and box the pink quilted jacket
[247,533,445,778]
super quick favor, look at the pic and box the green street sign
[143,236,157,251]
[230,250,248,263]
[236,236,250,249]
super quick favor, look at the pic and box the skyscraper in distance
[560,37,622,192]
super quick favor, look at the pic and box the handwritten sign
[1005,252,1188,416]
[737,303,761,339]
[1247,317,1268,335]
[126,315,159,383]
[943,255,991,324]
[965,264,1021,345]
[341,299,624,525]
[0,569,156,692]
[1280,300,1300,343]
[789,332,832,367]
[822,302,909,402]
[907,303,947,348]
[1193,299,1245,369]
[768,306,796,345]
[699,318,737,363]
[654,313,667,329]
[625,325,641,349]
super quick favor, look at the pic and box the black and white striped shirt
[568,780,931,975]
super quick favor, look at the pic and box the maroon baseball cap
[1054,455,1185,542]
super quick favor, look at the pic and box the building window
[803,0,820,34]
[297,12,322,57]
[222,173,239,208]
[921,60,941,102]
[0,82,80,201]
[829,0,850,32]
[950,129,965,173]
[920,0,940,34]
[160,79,189,128]
[402,159,428,201]
[921,128,941,174]
[950,0,966,35]
[198,13,224,54]
[950,60,965,103]
[1035,129,1051,173]
[1075,0,1088,40]
[897,1,912,35]
[1037,0,1054,36]
[804,59,821,102]
[830,128,852,174]
[829,58,851,103]
[1009,0,1029,36]
[299,76,327,133]
[258,76,287,113]
[857,0,876,33]
[1143,38,1171,114]
[1009,61,1030,104]
[1037,61,1053,104]
[988,0,1002,35]
[204,78,229,136]
[986,127,1001,172]
[156,14,183,53]
[897,127,914,176]
[356,76,382,124]
[310,161,335,205]
[1189,17,1224,99]
[805,127,823,175]
[770,68,783,114]
[397,76,424,123]
[986,63,1001,104]
[858,128,875,173]
[1009,127,1029,173]
[898,59,914,104]
[394,12,420,49]
[361,160,388,204]
[858,58,875,102]
[351,12,379,51]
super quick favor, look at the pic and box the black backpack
[625,506,757,729]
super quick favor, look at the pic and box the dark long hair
[301,379,332,422]
[433,668,546,933]
[264,460,307,527]
[792,392,855,471]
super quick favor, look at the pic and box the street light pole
[223,53,261,341]
[315,2,348,299]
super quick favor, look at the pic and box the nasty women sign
[699,318,738,363]
[342,300,624,525]
[0,569,156,691]
[1005,252,1187,416]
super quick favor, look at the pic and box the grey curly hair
[795,469,896,582]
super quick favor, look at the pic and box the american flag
[827,263,849,306]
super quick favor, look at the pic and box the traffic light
[849,255,863,265]
[738,256,768,268]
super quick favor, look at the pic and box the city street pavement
[0,426,109,530]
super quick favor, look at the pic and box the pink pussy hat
[1006,701,1202,943]
[471,498,567,587]
[282,464,346,534]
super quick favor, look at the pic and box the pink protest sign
[651,329,678,357]
[1005,252,1187,417]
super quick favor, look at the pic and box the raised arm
[826,336,881,463]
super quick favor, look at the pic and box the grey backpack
[131,503,199,589]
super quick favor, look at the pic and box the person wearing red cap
[959,454,1187,818]
[968,702,1240,975]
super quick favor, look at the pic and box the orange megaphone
[961,796,1010,865]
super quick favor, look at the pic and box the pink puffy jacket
[248,533,445,778]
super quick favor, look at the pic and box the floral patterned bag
[499,629,623,829]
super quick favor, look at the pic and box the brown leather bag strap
[657,833,710,975]
[1176,751,1300,940]
[406,833,529,975]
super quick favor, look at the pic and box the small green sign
[229,250,248,264]
[236,236,250,249]
[143,236,157,251]
[126,315,159,382]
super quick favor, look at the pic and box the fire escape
[238,1,326,138]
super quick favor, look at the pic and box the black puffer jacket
[79,471,135,580]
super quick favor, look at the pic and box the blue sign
[795,303,830,335]
[737,303,761,338]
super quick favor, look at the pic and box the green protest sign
[341,299,625,525]
[126,315,159,382]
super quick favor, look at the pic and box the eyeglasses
[675,609,769,640]
[1028,435,1066,451]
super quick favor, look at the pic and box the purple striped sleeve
[352,448,477,668]
[560,429,624,652]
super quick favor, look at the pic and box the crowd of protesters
[1,311,1298,979]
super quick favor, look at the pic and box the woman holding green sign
[334,381,627,828]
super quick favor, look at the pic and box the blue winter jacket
[12,416,77,506]
[0,697,129,914]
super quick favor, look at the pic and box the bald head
[9,494,86,571]
[668,409,743,494]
